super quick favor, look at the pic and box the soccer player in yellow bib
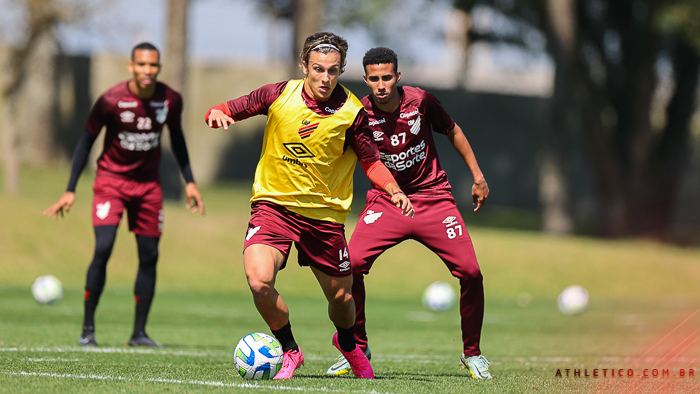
[205,31,414,379]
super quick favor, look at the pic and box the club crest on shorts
[246,225,261,240]
[363,210,383,224]
[96,201,111,220]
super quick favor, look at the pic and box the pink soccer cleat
[332,333,374,379]
[273,348,304,379]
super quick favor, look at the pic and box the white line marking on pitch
[3,371,397,394]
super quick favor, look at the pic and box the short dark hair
[362,47,398,74]
[131,42,159,61]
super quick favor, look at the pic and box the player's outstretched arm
[43,130,98,220]
[185,182,205,215]
[43,191,76,220]
[205,106,236,130]
[447,124,489,211]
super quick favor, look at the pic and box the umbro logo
[339,261,351,271]
[363,210,383,224]
[443,216,458,227]
[373,131,384,141]
[284,143,315,159]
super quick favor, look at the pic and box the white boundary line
[3,371,396,393]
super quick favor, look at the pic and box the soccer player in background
[205,32,414,379]
[325,47,492,379]
[43,42,205,348]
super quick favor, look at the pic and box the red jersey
[224,81,380,164]
[85,81,183,181]
[361,86,455,195]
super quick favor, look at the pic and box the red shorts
[92,176,163,238]
[243,201,351,277]
[350,189,480,280]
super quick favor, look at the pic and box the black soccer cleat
[128,331,164,348]
[79,325,97,347]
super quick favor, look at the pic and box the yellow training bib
[251,79,364,223]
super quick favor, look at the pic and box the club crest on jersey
[298,121,319,139]
[96,201,111,220]
[155,101,169,124]
[120,111,135,123]
[408,114,422,135]
[363,210,383,224]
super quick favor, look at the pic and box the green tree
[455,0,700,239]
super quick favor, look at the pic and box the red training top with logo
[361,86,455,195]
[224,81,379,164]
[85,81,182,181]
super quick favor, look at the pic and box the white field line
[3,347,697,365]
[2,371,397,394]
[0,346,452,363]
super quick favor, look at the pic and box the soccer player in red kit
[205,32,414,379]
[44,42,205,348]
[326,47,492,379]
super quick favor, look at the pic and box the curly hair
[362,47,398,74]
[300,31,349,74]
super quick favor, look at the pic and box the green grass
[1,166,700,393]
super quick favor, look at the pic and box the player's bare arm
[447,124,489,211]
[207,108,236,130]
[43,191,76,220]
[185,182,205,215]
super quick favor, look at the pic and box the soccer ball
[422,281,457,311]
[557,285,589,316]
[233,332,283,380]
[31,275,63,305]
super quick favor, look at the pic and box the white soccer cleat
[326,345,371,376]
[460,354,492,379]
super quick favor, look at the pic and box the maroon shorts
[350,189,480,280]
[243,201,351,277]
[92,176,163,238]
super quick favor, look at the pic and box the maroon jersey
[86,81,183,181]
[225,81,380,164]
[361,86,455,195]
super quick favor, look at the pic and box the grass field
[1,167,700,393]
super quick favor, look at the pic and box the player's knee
[246,276,273,297]
[456,266,482,281]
